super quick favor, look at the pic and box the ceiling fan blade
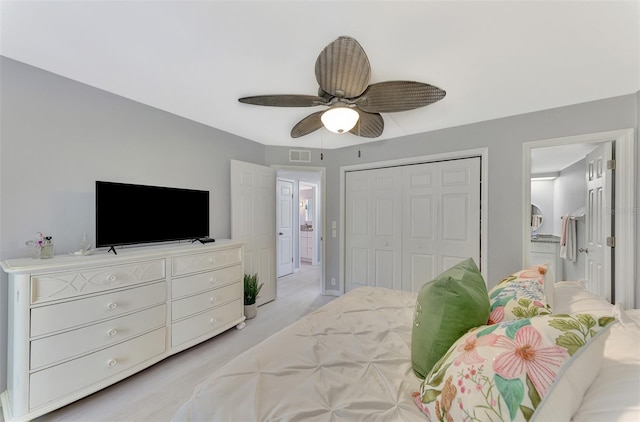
[291,111,324,138]
[315,36,371,99]
[355,81,446,113]
[349,111,384,138]
[239,95,328,107]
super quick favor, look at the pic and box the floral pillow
[413,313,616,422]
[487,265,551,324]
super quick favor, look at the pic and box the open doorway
[522,129,635,308]
[274,167,325,295]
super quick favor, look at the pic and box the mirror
[530,204,543,233]
[304,199,312,222]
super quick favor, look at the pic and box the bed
[172,262,640,421]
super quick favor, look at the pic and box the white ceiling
[1,1,639,151]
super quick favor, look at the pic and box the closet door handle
[579,248,589,253]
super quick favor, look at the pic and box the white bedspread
[172,287,425,421]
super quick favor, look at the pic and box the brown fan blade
[291,111,324,138]
[355,81,446,113]
[239,95,328,107]
[315,36,371,99]
[349,110,384,138]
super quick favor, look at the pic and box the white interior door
[402,158,481,292]
[585,143,612,300]
[230,160,276,305]
[276,178,294,277]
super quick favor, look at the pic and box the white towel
[560,217,576,262]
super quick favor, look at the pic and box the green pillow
[411,258,490,379]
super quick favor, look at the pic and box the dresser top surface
[1,239,243,274]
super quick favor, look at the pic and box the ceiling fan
[238,36,446,139]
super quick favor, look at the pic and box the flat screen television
[96,181,210,249]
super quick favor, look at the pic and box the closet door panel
[346,168,401,291]
[346,172,373,290]
[437,159,481,272]
[347,157,480,293]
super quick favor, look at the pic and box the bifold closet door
[345,157,481,293]
[345,167,402,291]
[401,157,481,292]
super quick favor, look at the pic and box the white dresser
[0,240,244,422]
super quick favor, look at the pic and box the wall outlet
[331,278,336,286]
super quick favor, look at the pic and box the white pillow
[571,310,640,421]
[553,281,613,316]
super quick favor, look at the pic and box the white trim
[271,165,327,295]
[522,129,635,309]
[339,148,489,294]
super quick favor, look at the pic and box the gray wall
[266,94,639,294]
[0,57,266,258]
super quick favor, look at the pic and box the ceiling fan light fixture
[321,106,359,134]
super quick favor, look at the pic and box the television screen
[96,181,209,248]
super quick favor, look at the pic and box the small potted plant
[243,273,263,320]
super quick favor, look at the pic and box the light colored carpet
[33,264,333,422]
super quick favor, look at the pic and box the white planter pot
[244,303,257,320]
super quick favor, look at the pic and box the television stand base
[107,246,118,255]
[193,238,215,244]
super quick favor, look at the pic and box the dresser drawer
[172,264,242,299]
[172,282,242,321]
[172,299,242,347]
[31,304,167,370]
[31,282,167,337]
[31,259,165,304]
[29,328,166,410]
[172,247,242,277]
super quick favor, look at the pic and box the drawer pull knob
[208,257,214,263]
[209,297,216,304]
[107,302,118,310]
[210,317,217,325]
[108,275,117,282]
[108,329,118,337]
[209,277,216,284]
[106,359,117,368]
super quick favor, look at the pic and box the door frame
[299,181,319,265]
[272,165,326,294]
[522,128,635,309]
[339,147,489,295]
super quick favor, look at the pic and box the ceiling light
[531,172,560,181]
[321,106,359,134]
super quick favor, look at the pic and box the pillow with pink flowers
[413,313,616,421]
[487,265,551,324]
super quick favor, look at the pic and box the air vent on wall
[289,149,311,163]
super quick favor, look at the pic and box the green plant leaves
[244,273,263,305]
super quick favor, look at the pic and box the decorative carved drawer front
[31,304,167,370]
[171,264,242,299]
[172,282,242,321]
[31,259,165,304]
[171,299,242,347]
[29,328,166,411]
[171,247,242,277]
[31,282,167,337]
